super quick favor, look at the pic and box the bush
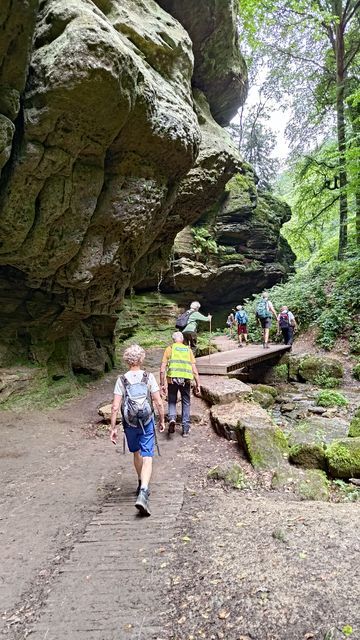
[244,258,360,349]
[313,372,341,388]
[316,390,348,407]
[352,362,360,381]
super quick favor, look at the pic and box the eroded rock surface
[0,0,246,375]
[160,172,295,305]
[201,375,252,406]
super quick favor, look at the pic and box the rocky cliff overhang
[0,0,247,375]
[159,173,296,306]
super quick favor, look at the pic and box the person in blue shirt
[235,305,249,347]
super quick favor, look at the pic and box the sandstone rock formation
[0,0,247,375]
[159,172,296,306]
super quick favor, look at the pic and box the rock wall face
[0,0,247,375]
[159,172,296,306]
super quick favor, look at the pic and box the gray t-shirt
[114,370,159,397]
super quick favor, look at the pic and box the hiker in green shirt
[182,301,212,352]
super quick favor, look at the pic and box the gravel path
[1,371,359,640]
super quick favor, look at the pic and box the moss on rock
[289,442,326,470]
[349,417,360,438]
[208,462,248,489]
[272,468,329,501]
[326,438,360,479]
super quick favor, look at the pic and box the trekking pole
[208,317,212,361]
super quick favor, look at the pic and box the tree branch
[344,41,360,71]
[344,0,360,26]
[298,195,340,231]
[270,44,329,71]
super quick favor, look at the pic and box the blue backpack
[256,299,271,319]
[235,310,248,324]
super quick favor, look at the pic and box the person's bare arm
[160,360,167,397]
[110,393,121,443]
[152,390,165,432]
[269,301,277,319]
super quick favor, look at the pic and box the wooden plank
[196,344,291,375]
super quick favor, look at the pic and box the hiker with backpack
[110,344,165,517]
[177,301,212,352]
[235,305,249,347]
[160,331,200,438]
[225,310,236,337]
[255,291,277,348]
[277,305,297,345]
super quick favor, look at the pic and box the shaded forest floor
[1,360,360,640]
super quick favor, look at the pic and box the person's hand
[195,384,201,395]
[160,383,167,398]
[158,420,165,433]
[110,428,117,444]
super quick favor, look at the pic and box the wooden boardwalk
[196,343,291,375]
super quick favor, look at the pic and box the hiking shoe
[135,489,151,517]
[238,343,243,348]
[168,419,176,435]
[182,428,190,438]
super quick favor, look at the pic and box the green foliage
[349,333,360,355]
[316,390,348,407]
[349,417,360,438]
[313,372,341,388]
[332,480,360,503]
[244,257,360,349]
[353,363,360,381]
[191,227,227,259]
[208,463,248,490]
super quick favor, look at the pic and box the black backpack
[175,309,193,330]
[279,312,290,328]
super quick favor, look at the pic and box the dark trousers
[182,331,197,354]
[167,381,191,433]
[281,326,294,345]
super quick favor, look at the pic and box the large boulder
[286,416,349,470]
[200,375,252,406]
[0,0,246,377]
[289,354,343,383]
[210,400,289,468]
[326,438,360,479]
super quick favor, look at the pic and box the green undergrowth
[243,258,360,350]
[0,375,88,412]
[331,479,360,502]
[316,390,348,407]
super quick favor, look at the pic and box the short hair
[190,301,201,311]
[236,305,243,310]
[172,331,184,342]
[262,291,269,299]
[123,344,145,366]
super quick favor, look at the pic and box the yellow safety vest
[167,344,193,380]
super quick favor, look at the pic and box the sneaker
[135,488,151,517]
[238,343,243,348]
[264,343,270,349]
[168,419,176,435]
[182,428,190,438]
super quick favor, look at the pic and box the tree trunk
[335,2,348,259]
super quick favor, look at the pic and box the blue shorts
[124,418,155,457]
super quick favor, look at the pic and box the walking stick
[208,316,212,361]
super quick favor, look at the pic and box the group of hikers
[227,291,297,349]
[110,295,297,517]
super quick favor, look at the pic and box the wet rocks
[251,384,277,409]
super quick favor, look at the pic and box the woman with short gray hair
[182,301,212,352]
[110,344,165,517]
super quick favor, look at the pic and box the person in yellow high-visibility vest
[160,332,201,437]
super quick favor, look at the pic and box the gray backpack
[121,372,153,428]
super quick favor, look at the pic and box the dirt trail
[1,370,360,640]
